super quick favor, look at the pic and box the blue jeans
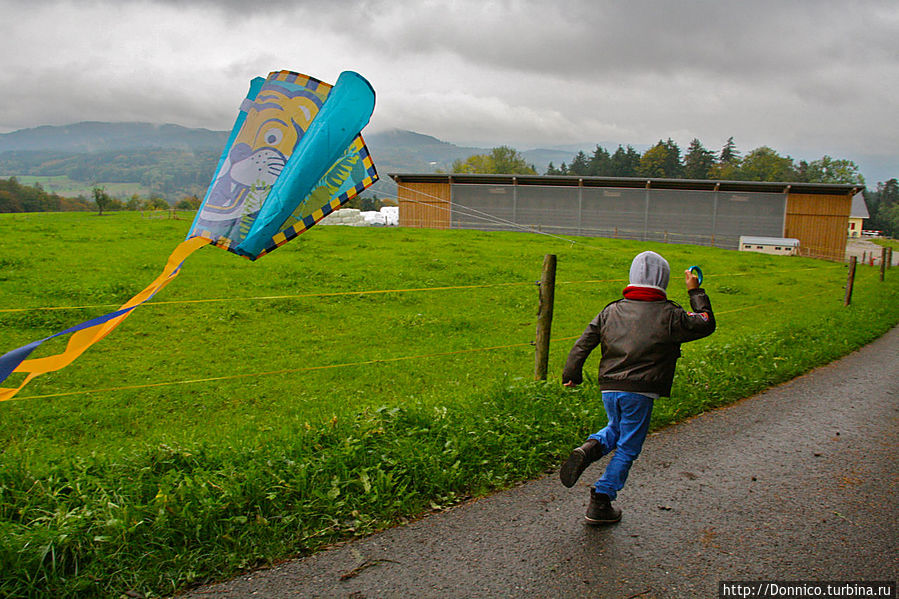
[588,391,655,500]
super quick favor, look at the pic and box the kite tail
[0,236,210,402]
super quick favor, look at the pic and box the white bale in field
[321,208,367,226]
[361,211,386,225]
[380,206,399,226]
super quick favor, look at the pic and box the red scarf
[623,286,667,301]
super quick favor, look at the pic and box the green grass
[6,176,150,199]
[1,211,898,597]
[870,237,899,251]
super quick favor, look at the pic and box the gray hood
[628,251,670,292]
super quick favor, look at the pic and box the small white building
[739,236,800,256]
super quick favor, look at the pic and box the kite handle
[688,265,703,286]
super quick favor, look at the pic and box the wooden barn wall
[397,182,451,229]
[785,193,852,261]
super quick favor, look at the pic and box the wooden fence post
[845,256,857,306]
[881,247,887,281]
[534,254,557,381]
[888,247,893,269]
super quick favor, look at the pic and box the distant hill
[0,122,584,201]
[364,128,580,176]
[0,122,228,153]
[364,129,480,174]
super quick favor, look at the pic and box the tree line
[546,137,866,185]
[88,186,201,215]
[452,138,899,236]
[864,179,899,237]
[0,177,92,212]
[0,177,202,215]
[453,137,866,186]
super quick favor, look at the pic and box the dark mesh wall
[644,189,716,244]
[514,186,580,233]
[449,184,787,248]
[450,185,516,231]
[581,188,647,239]
[714,192,786,248]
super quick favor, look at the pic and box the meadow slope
[1,211,898,597]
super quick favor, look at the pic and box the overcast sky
[1,0,897,181]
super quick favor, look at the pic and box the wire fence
[140,208,197,220]
[4,262,852,401]
[2,194,877,400]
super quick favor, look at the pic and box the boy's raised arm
[673,273,716,341]
[562,314,602,386]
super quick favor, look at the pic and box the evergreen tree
[719,137,740,164]
[683,138,715,179]
[568,151,590,176]
[711,137,741,179]
[879,178,899,209]
[545,162,560,175]
[609,145,641,177]
[865,178,899,236]
[588,145,612,176]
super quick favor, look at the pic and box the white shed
[739,236,800,256]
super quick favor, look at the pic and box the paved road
[184,327,899,599]
[846,237,897,265]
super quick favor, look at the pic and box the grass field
[2,211,898,597]
[6,175,150,199]
[871,237,898,251]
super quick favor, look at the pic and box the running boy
[560,250,715,524]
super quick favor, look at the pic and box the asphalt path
[845,238,898,266]
[184,327,899,599]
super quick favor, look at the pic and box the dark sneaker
[560,439,602,488]
[585,490,622,525]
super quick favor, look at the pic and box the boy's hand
[684,269,700,290]
[563,380,577,388]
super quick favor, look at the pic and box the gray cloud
[0,0,896,182]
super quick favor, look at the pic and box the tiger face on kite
[0,70,378,402]
[190,70,378,259]
[194,76,330,238]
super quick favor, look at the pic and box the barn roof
[388,173,863,196]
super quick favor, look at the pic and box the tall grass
[1,212,898,597]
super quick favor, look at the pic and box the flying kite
[0,70,378,401]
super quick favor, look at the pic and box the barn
[389,174,862,262]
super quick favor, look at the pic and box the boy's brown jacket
[562,288,715,397]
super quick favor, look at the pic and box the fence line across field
[0,265,838,314]
[10,285,844,402]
